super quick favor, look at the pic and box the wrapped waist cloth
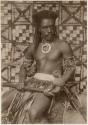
[3,73,68,124]
[26,73,55,90]
[5,73,56,123]
[34,73,55,81]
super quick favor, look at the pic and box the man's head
[33,10,57,42]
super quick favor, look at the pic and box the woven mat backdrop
[1,1,87,91]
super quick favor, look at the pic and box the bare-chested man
[18,10,76,123]
[2,10,76,123]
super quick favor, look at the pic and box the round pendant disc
[42,43,51,54]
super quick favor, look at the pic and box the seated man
[2,10,84,123]
[16,10,76,123]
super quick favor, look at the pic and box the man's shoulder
[56,39,73,55]
[23,43,35,58]
[55,39,70,48]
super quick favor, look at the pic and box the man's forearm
[51,69,74,95]
[53,69,75,86]
[61,56,76,86]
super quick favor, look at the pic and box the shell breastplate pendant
[41,42,51,54]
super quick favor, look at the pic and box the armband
[23,57,37,77]
[27,62,37,77]
[63,56,76,73]
[23,57,34,68]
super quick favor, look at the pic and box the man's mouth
[46,34,52,38]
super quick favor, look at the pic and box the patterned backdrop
[1,1,87,92]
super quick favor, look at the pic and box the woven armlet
[63,56,76,73]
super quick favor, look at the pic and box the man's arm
[53,42,76,87]
[19,44,35,83]
[61,42,75,83]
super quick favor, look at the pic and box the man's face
[39,18,55,42]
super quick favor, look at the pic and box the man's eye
[42,27,48,29]
[42,26,54,30]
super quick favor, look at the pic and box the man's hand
[43,83,61,97]
[43,89,54,97]
[51,86,61,94]
[43,85,55,97]
[43,86,61,96]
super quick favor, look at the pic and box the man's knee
[29,108,41,122]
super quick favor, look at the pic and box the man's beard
[43,34,55,42]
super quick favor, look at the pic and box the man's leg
[2,88,17,112]
[29,93,51,123]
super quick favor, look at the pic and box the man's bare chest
[35,43,62,61]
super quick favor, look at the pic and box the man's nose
[47,27,51,33]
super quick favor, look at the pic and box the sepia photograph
[1,0,87,124]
